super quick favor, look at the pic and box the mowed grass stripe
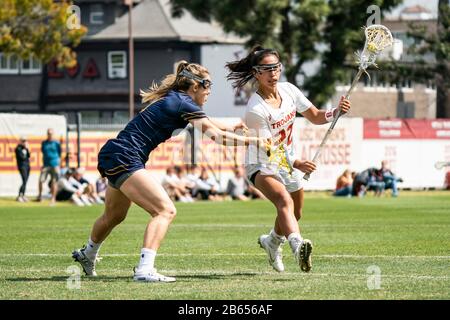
[0,191,449,299]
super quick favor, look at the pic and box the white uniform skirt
[245,164,304,193]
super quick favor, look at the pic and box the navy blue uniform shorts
[97,152,144,189]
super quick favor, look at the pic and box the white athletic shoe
[71,195,85,207]
[72,247,97,276]
[294,239,313,272]
[258,234,285,272]
[80,195,92,206]
[133,268,176,283]
[94,196,104,204]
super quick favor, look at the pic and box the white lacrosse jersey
[245,82,312,176]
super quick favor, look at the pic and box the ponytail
[225,45,280,89]
[140,60,209,105]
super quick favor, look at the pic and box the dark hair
[174,165,183,174]
[225,45,280,89]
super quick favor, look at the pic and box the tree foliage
[0,0,87,68]
[170,0,401,106]
[400,0,449,117]
[380,0,450,117]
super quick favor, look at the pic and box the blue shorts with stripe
[97,150,144,189]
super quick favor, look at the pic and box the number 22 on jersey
[276,123,293,145]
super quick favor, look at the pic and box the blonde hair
[140,60,209,105]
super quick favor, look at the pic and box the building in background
[332,4,437,119]
[0,1,440,122]
[0,0,245,126]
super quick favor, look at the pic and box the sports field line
[0,253,448,259]
[0,267,448,280]
[170,223,447,228]
[162,270,450,280]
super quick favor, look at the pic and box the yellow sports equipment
[266,143,293,176]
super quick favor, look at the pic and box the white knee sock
[84,237,102,261]
[136,248,157,273]
[287,233,303,253]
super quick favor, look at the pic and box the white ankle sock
[270,229,286,242]
[287,233,303,253]
[136,248,157,273]
[268,229,286,246]
[84,237,102,261]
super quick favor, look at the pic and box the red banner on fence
[364,119,450,139]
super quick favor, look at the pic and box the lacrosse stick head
[266,143,294,176]
[356,24,393,70]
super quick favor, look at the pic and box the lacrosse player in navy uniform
[226,46,351,273]
[72,61,267,282]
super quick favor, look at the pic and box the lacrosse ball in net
[367,42,377,52]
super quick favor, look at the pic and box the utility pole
[125,0,135,119]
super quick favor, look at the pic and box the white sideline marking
[0,267,448,280]
[171,224,448,228]
[164,270,450,280]
[0,253,449,259]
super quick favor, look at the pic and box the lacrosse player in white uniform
[226,46,351,272]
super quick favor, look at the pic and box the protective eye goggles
[178,69,213,89]
[253,62,283,74]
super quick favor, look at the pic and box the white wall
[1,114,449,196]
[0,113,67,197]
[200,44,247,118]
[361,140,449,189]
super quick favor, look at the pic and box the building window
[0,53,41,75]
[90,4,104,25]
[0,53,19,74]
[20,55,42,74]
[108,51,127,79]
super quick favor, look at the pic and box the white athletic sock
[268,229,286,246]
[270,229,286,241]
[84,237,102,261]
[136,248,157,274]
[287,233,303,253]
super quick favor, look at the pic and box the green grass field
[0,191,449,300]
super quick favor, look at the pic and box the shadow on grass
[6,276,132,282]
[6,272,265,282]
[175,272,261,280]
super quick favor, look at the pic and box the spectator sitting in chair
[56,169,91,206]
[184,164,200,192]
[352,170,368,197]
[352,168,384,197]
[73,167,104,204]
[366,168,385,197]
[161,167,193,202]
[194,167,221,201]
[333,169,353,197]
[174,165,195,201]
[96,176,108,201]
[379,161,402,197]
[226,167,249,201]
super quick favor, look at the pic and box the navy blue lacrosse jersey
[98,90,207,170]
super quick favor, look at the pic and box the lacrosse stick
[303,24,394,181]
[434,161,450,170]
